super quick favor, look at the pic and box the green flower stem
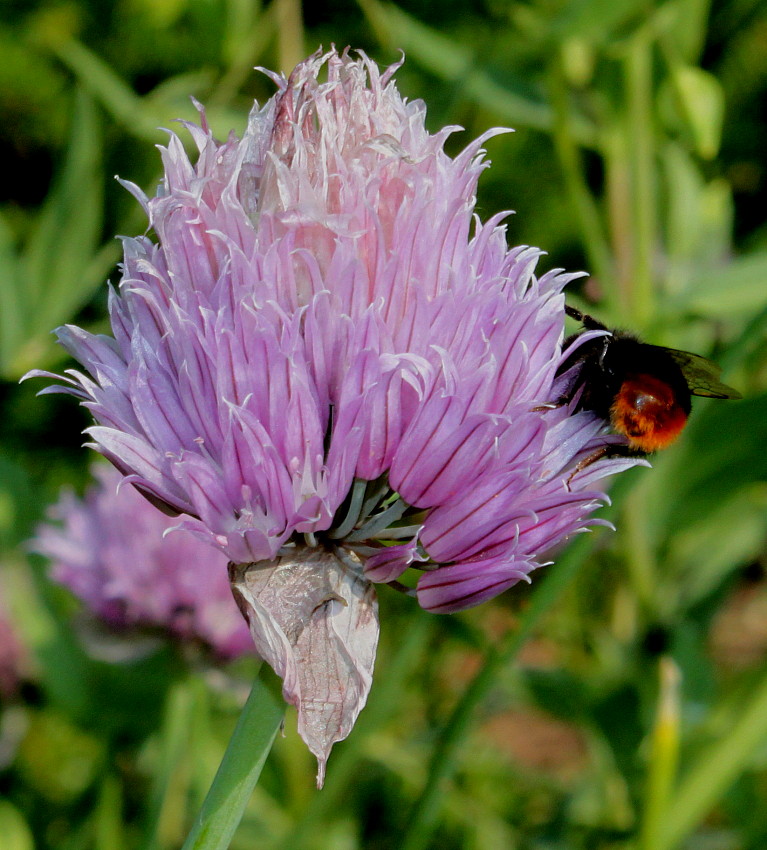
[624,30,656,326]
[401,528,604,850]
[621,485,659,612]
[656,666,767,850]
[639,658,681,850]
[548,52,613,291]
[95,774,124,850]
[181,668,285,850]
[604,125,635,317]
[275,0,305,74]
[210,2,278,109]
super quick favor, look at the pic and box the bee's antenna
[564,304,608,331]
[564,305,585,322]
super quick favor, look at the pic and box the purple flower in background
[34,464,253,660]
[0,577,26,701]
[27,49,641,782]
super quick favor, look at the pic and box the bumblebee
[559,305,741,454]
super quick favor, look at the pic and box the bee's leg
[532,381,582,411]
[532,377,583,411]
[531,399,568,412]
[385,581,417,598]
[567,446,610,485]
[566,444,639,489]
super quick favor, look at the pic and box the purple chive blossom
[27,48,642,783]
[33,464,253,660]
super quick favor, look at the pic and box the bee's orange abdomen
[610,374,689,453]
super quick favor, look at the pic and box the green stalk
[95,774,125,850]
[181,670,284,850]
[621,486,658,613]
[656,667,767,850]
[548,52,613,289]
[275,0,305,75]
[604,126,634,316]
[624,31,656,326]
[639,658,681,850]
[211,1,278,108]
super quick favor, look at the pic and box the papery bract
[230,548,377,788]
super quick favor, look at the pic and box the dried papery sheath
[27,48,643,782]
[230,547,377,788]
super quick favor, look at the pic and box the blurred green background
[1,0,767,848]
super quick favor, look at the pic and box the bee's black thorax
[559,331,692,419]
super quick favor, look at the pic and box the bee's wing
[657,347,743,399]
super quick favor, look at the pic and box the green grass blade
[52,39,168,140]
[357,0,596,144]
[548,53,612,287]
[0,800,35,850]
[680,251,767,317]
[22,88,101,312]
[0,212,23,373]
[657,667,767,850]
[639,659,682,850]
[94,774,125,850]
